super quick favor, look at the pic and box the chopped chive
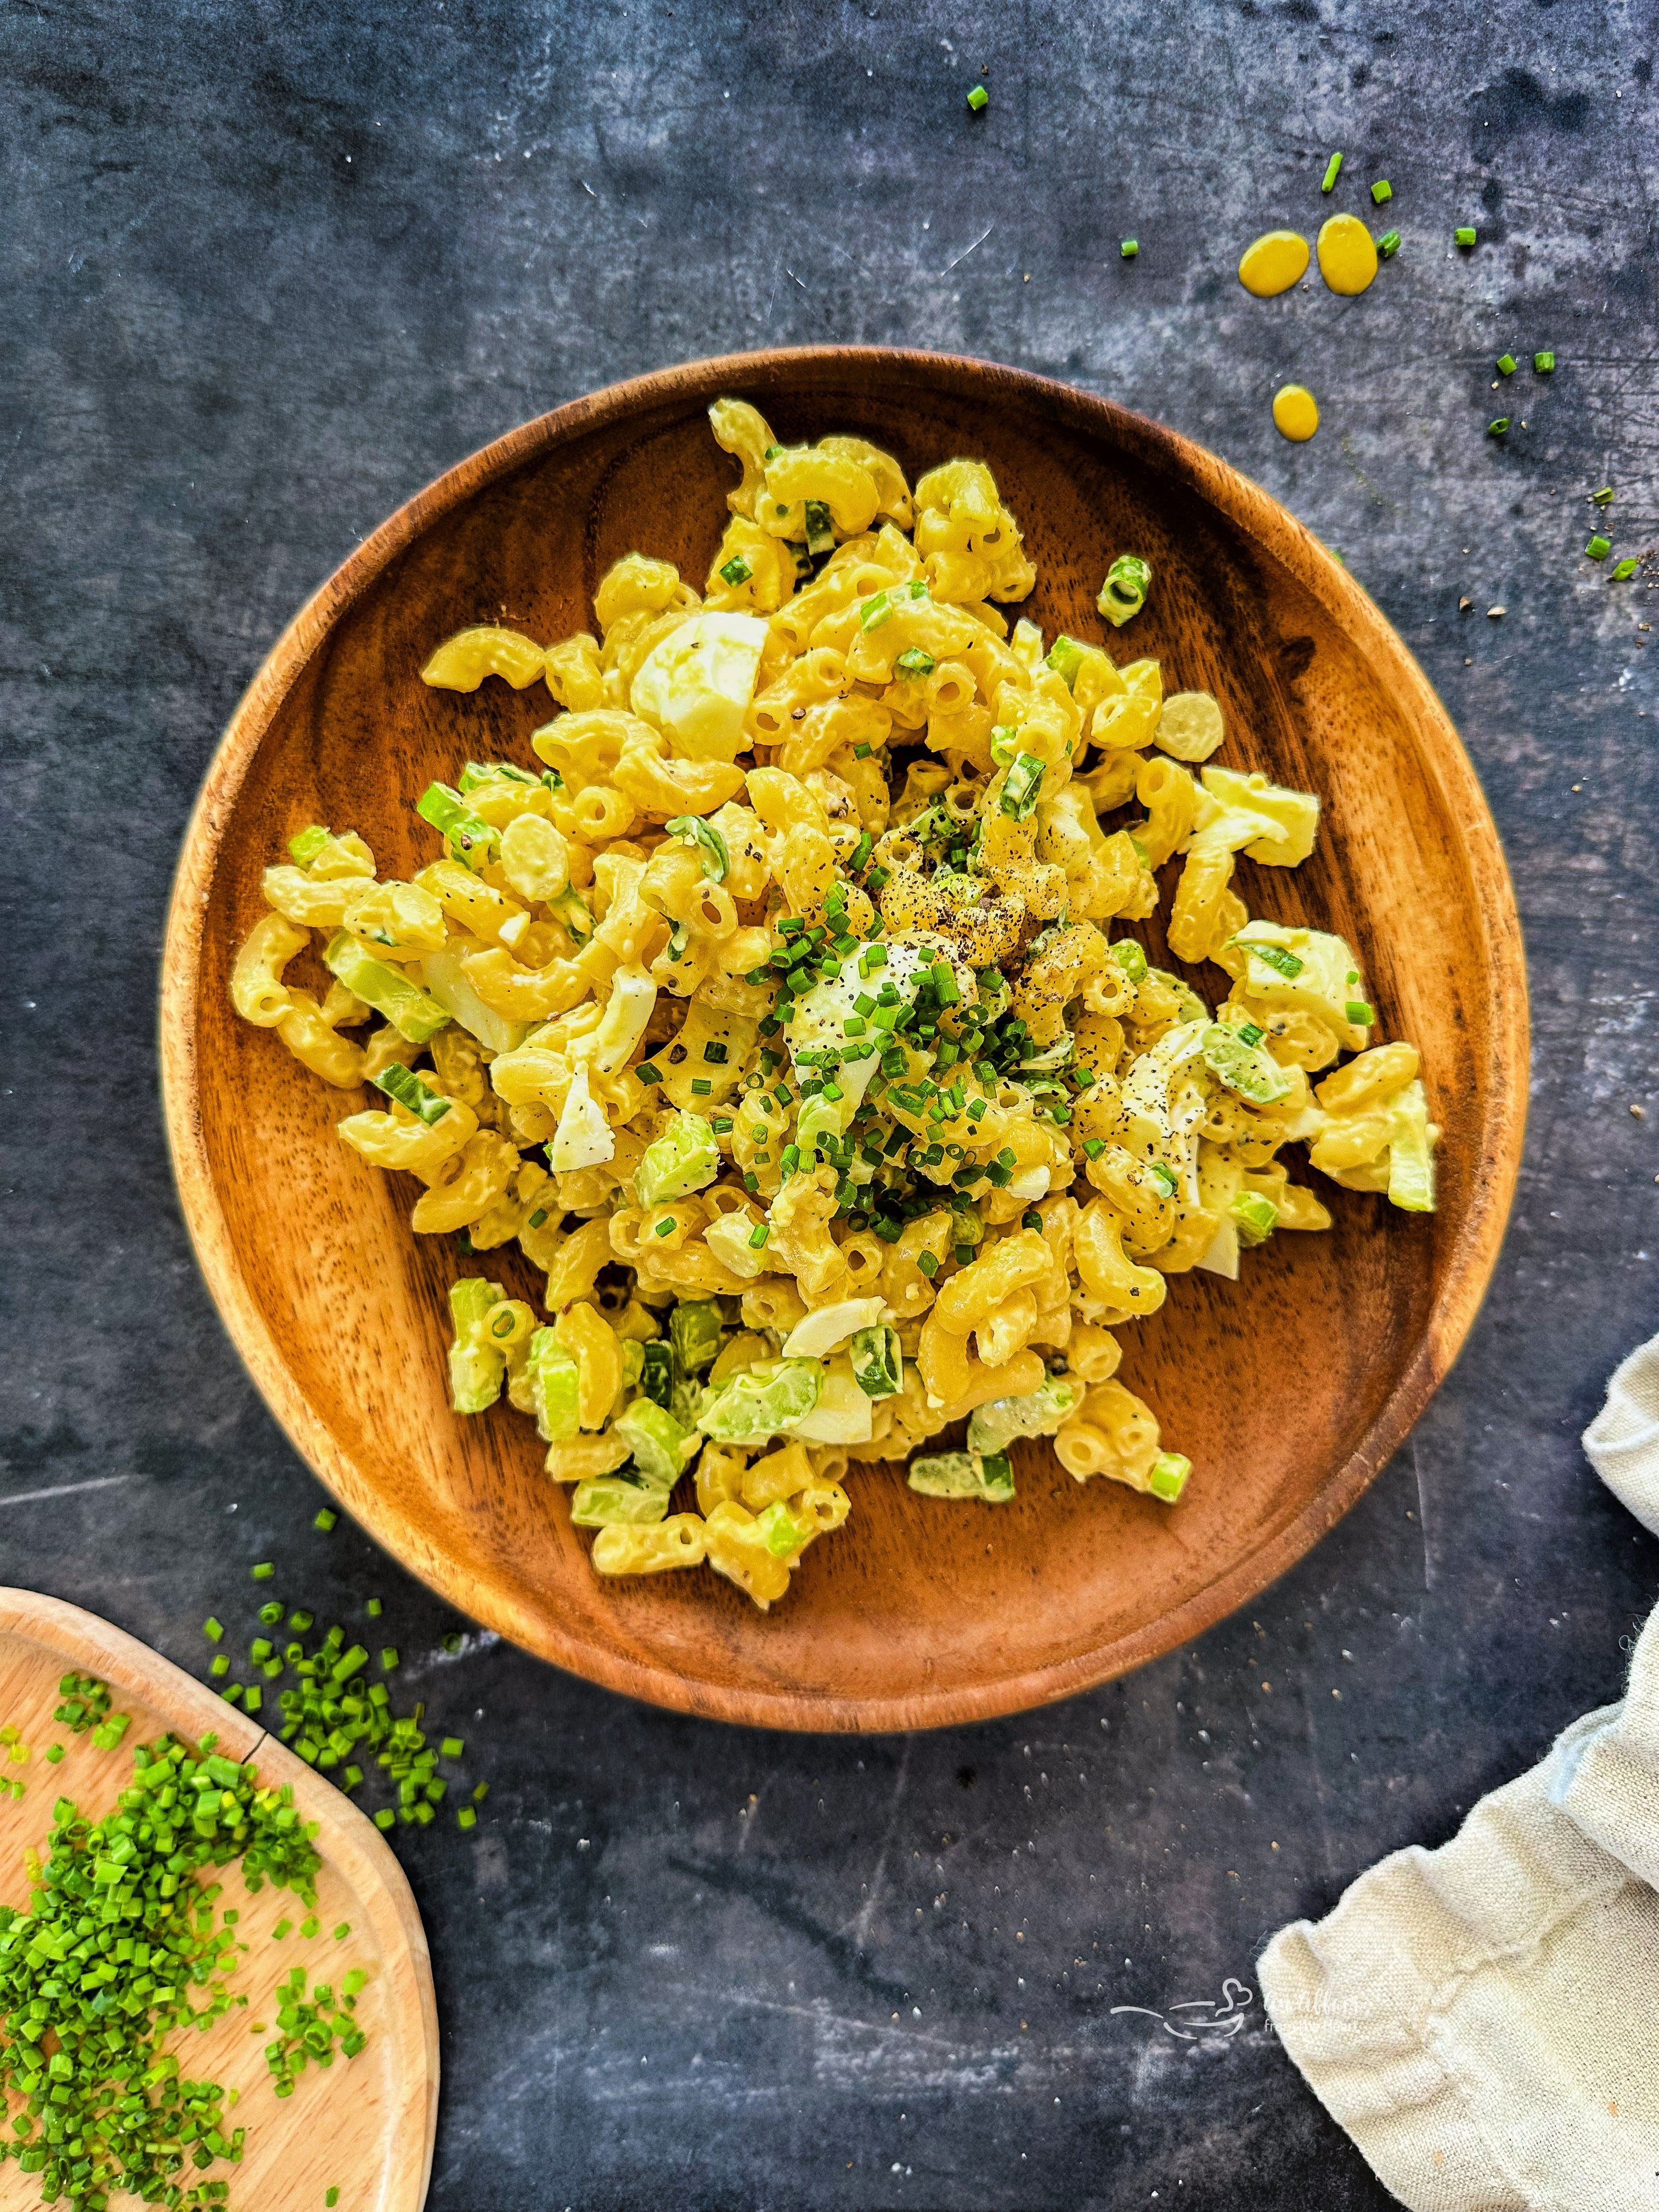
[313,1508,337,1531]
[374,1807,396,1829]
[1496,353,1516,376]
[327,2192,341,2209]
[1488,418,1510,436]
[1370,178,1391,204]
[334,1921,351,1940]
[274,1918,292,1940]
[203,1617,224,1643]
[636,1062,662,1086]
[1454,225,1476,246]
[252,1562,275,1580]
[1534,350,1555,372]
[1592,486,1615,505]
[366,1597,383,1618]
[966,82,989,111]
[1377,228,1401,258]
[380,1647,400,1670]
[1345,1000,1375,1026]
[1320,151,1342,192]
[749,1223,770,1249]
[1119,238,1138,259]
[1612,557,1640,580]
[210,1654,230,1679]
[1587,535,1612,561]
[289,1608,314,1630]
[458,1805,477,1830]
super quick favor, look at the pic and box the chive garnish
[1320,151,1342,191]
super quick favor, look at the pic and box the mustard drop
[1272,385,1319,442]
[1316,213,1379,297]
[1238,230,1311,298]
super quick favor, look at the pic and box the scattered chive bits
[1496,353,1516,376]
[1612,557,1640,581]
[1454,225,1476,246]
[252,1562,275,1581]
[1320,151,1343,193]
[1488,418,1510,436]
[1534,350,1555,373]
[314,1508,338,1532]
[1120,238,1138,259]
[1592,486,1615,506]
[1378,228,1401,258]
[966,82,988,112]
[1587,536,1613,562]
[1370,178,1392,205]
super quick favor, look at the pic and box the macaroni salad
[230,399,1436,1611]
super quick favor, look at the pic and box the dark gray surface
[4,4,1657,2207]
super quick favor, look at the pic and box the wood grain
[157,348,1529,1734]
[0,1589,437,2211]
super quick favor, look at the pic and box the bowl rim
[159,345,1530,1733]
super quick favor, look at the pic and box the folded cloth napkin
[1259,1333,1659,2212]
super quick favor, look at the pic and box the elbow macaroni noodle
[230,402,1437,1610]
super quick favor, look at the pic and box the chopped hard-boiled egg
[630,612,769,763]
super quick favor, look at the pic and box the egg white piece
[630,612,769,761]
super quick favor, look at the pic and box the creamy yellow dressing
[1238,230,1310,297]
[1272,385,1319,441]
[1316,213,1378,296]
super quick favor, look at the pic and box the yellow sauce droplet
[1273,385,1319,442]
[1238,230,1311,298]
[1317,213,1379,297]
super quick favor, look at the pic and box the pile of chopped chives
[201,1589,488,1833]
[0,1690,330,2211]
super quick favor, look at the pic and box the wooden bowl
[0,1588,437,2210]
[161,348,1527,1733]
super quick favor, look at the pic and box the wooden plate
[159,348,1527,1732]
[0,1589,437,2208]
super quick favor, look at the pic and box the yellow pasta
[228,399,1436,1606]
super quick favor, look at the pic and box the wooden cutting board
[0,1589,438,2212]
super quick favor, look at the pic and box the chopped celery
[612,1399,697,1488]
[416,781,499,869]
[1045,635,1087,687]
[1001,753,1046,820]
[372,1063,453,1126]
[1147,1453,1191,1502]
[324,933,451,1043]
[635,1111,721,1205]
[289,823,331,864]
[448,1279,510,1414]
[967,1378,1081,1455]
[669,1299,724,1374]
[523,1328,580,1442]
[756,1500,811,1560]
[417,950,527,1056]
[1201,1024,1293,1105]
[571,1475,670,1528]
[907,1449,1016,1503]
[1385,1079,1436,1214]
[849,1325,903,1400]
[640,1339,676,1408]
[1230,1190,1279,1246]
[697,1360,822,1444]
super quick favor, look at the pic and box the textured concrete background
[4,3,1658,2207]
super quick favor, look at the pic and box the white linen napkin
[1258,1332,1659,2212]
